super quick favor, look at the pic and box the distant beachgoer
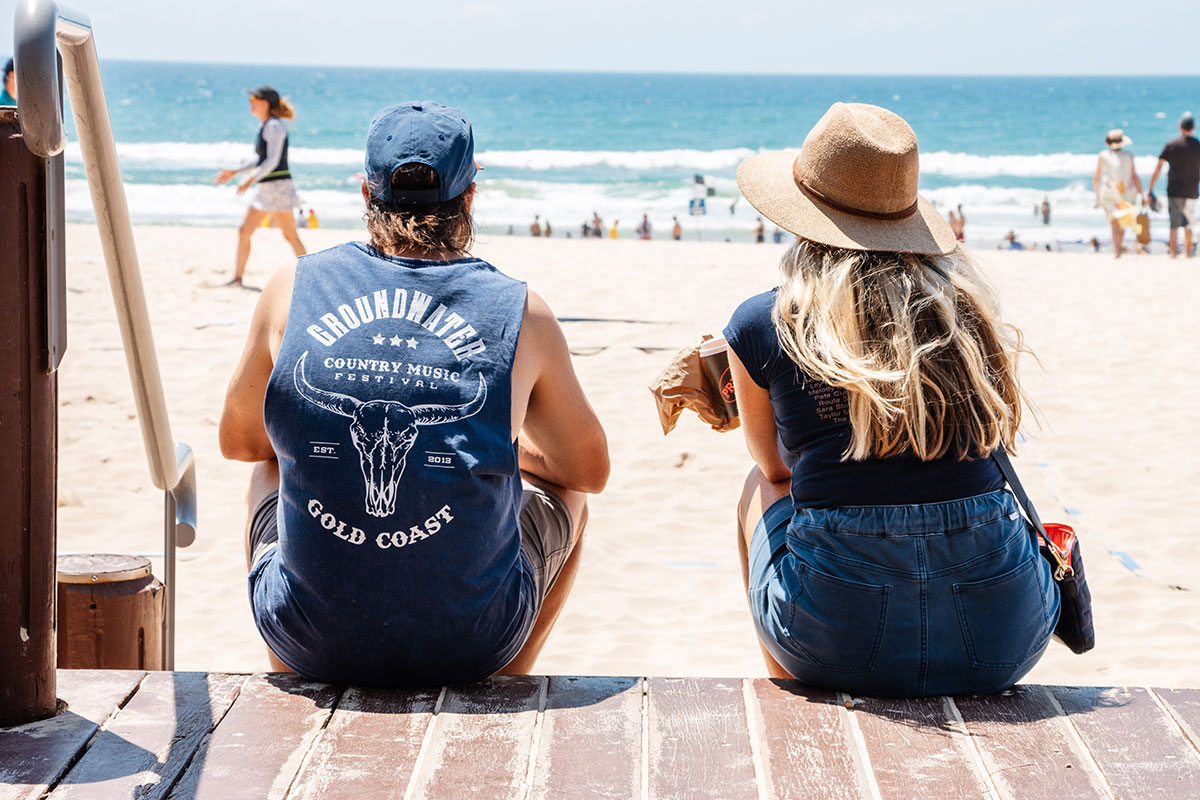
[772,227,784,243]
[1040,198,1051,225]
[636,214,652,240]
[213,85,306,286]
[544,220,552,238]
[609,220,619,239]
[948,205,966,242]
[726,102,1055,696]
[672,216,682,240]
[1003,230,1025,250]
[592,212,603,238]
[1092,129,1144,259]
[580,221,589,238]
[1146,112,1200,259]
[730,197,738,215]
[754,217,764,243]
[1,58,15,106]
[296,208,308,228]
[531,215,542,237]
[1089,236,1101,253]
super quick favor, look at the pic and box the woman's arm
[729,347,789,483]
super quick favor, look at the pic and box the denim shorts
[748,490,1060,697]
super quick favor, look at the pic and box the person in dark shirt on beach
[1146,112,1200,258]
[219,100,609,686]
[725,103,1056,697]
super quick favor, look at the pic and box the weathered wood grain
[407,676,543,800]
[165,674,342,800]
[646,677,758,800]
[286,685,440,800]
[954,685,1109,799]
[49,672,244,800]
[0,670,146,800]
[1052,685,1200,797]
[529,676,643,800]
[847,694,989,798]
[750,680,867,800]
[1153,688,1200,753]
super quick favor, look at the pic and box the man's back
[1160,134,1200,199]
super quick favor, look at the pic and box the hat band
[793,164,919,221]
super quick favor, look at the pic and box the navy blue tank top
[252,242,532,686]
[255,118,291,182]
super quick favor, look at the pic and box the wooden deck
[2,671,1200,799]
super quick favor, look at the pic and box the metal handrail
[14,0,197,669]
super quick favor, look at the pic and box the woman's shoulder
[728,288,778,329]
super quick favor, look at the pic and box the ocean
[56,61,1200,246]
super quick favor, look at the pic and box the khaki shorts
[248,481,575,604]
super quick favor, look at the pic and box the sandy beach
[55,223,1200,688]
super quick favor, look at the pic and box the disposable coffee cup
[699,335,739,420]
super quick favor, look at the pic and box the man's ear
[464,182,477,213]
[361,179,371,206]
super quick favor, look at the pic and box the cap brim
[736,150,957,255]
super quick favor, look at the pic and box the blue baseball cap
[365,101,477,204]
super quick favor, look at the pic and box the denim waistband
[789,490,1020,538]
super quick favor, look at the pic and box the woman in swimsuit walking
[215,85,307,286]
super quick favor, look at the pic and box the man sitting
[219,101,609,685]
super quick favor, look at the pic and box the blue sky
[4,0,1199,74]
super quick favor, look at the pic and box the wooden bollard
[57,554,165,670]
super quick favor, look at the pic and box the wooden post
[0,108,60,726]
[57,554,165,670]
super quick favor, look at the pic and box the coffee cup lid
[699,335,728,357]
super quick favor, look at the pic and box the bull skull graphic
[293,351,486,517]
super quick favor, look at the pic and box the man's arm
[218,265,295,462]
[512,290,609,493]
[1146,158,1166,197]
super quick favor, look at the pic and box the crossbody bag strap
[991,448,1046,538]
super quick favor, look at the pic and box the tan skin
[729,346,797,679]
[1146,125,1196,259]
[213,96,307,284]
[218,181,610,673]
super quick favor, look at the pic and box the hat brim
[736,150,957,255]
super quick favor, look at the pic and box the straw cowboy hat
[737,103,955,255]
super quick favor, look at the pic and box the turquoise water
[52,61,1200,244]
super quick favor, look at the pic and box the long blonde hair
[771,238,1025,461]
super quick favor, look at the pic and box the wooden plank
[847,694,989,798]
[166,674,342,800]
[1153,688,1200,752]
[1053,685,1200,797]
[750,679,867,800]
[407,676,543,799]
[287,685,440,799]
[529,676,642,800]
[954,685,1109,799]
[48,672,245,800]
[0,670,146,800]
[646,677,757,800]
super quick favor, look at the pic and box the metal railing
[14,0,197,669]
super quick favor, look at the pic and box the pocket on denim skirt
[785,563,890,672]
[953,556,1051,670]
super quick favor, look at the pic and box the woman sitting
[726,103,1059,697]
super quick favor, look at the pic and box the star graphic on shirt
[406,337,419,349]
[389,335,402,347]
[372,333,385,345]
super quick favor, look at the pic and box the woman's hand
[213,169,236,185]
[236,179,253,196]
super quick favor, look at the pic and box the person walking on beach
[530,215,542,237]
[636,214,652,240]
[1092,129,1143,259]
[609,219,619,239]
[214,86,307,286]
[219,100,609,684]
[672,216,682,240]
[591,212,603,238]
[948,204,966,242]
[1040,198,1051,225]
[1,58,16,105]
[1146,112,1200,259]
[754,217,765,243]
[724,102,1057,697]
